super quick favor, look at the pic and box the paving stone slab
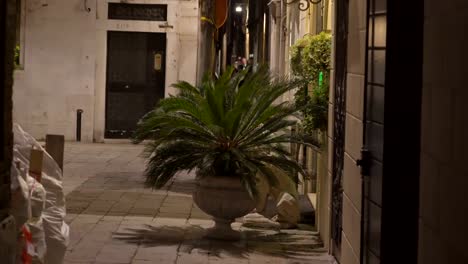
[67,200,92,209]
[247,253,288,264]
[101,215,126,223]
[177,252,210,264]
[140,193,167,199]
[98,191,125,201]
[122,215,154,222]
[65,244,104,263]
[157,212,191,219]
[106,211,128,217]
[133,245,179,262]
[65,213,79,224]
[153,217,188,226]
[208,256,249,264]
[190,213,212,220]
[95,244,138,264]
[68,222,98,248]
[132,200,163,209]
[131,260,153,264]
[128,208,157,216]
[159,205,192,213]
[120,193,144,202]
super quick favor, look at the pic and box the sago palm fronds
[132,66,319,197]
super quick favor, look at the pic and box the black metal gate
[105,31,166,138]
[361,0,387,262]
[331,0,349,256]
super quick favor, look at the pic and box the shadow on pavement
[113,224,326,260]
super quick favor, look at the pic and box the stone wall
[418,0,468,262]
[13,0,98,142]
[12,0,199,142]
[317,0,334,251]
[331,0,366,263]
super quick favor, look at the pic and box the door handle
[124,84,130,89]
[356,148,371,176]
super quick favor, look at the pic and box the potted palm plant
[132,66,316,239]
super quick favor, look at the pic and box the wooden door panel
[105,31,166,138]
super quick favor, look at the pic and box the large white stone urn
[192,175,255,240]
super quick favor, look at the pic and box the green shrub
[290,32,331,133]
[14,44,20,68]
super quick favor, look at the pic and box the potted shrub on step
[132,67,316,239]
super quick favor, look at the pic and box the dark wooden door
[361,0,387,262]
[105,31,166,138]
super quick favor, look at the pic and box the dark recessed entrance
[105,31,166,139]
[360,0,423,263]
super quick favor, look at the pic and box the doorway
[360,0,423,263]
[105,31,166,139]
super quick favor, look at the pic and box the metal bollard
[76,109,83,142]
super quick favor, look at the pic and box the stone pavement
[62,143,335,264]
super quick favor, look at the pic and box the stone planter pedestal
[193,175,255,240]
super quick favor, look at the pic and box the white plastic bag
[13,124,63,182]
[10,163,30,229]
[253,165,301,226]
[26,174,46,219]
[275,192,301,225]
[43,213,69,264]
[26,217,47,264]
[41,173,69,264]
[11,159,48,264]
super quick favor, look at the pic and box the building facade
[12,0,199,142]
[268,0,468,263]
[4,0,468,263]
[329,0,468,263]
[266,0,334,251]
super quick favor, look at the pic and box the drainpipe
[279,0,284,76]
[76,109,83,142]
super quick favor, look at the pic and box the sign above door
[108,3,167,21]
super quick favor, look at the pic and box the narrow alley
[62,143,333,264]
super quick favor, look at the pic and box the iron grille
[331,0,349,247]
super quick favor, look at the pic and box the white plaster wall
[268,4,281,76]
[320,0,334,252]
[13,0,199,142]
[174,1,198,85]
[13,0,97,141]
[270,0,335,250]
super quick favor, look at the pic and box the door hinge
[356,148,371,176]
